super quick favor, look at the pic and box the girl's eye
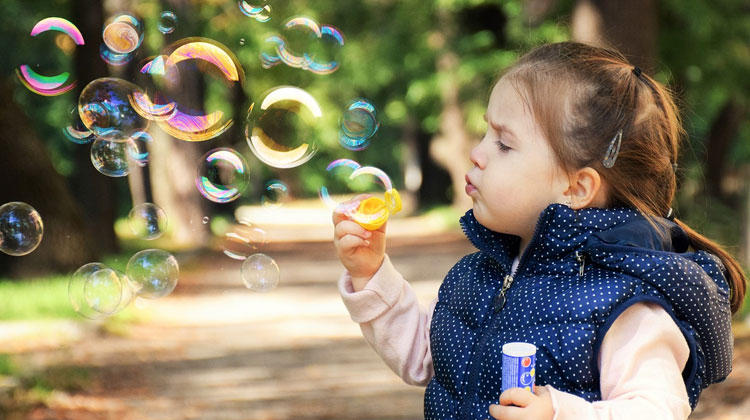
[495,140,512,152]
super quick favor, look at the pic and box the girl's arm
[339,254,436,386]
[546,301,691,420]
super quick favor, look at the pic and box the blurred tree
[0,80,97,277]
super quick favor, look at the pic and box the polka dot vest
[425,204,733,419]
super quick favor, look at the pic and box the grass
[0,275,78,321]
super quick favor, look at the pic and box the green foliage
[0,276,78,320]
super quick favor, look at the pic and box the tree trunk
[704,98,746,200]
[0,81,98,277]
[70,0,119,255]
[572,0,658,71]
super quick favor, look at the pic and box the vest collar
[460,203,685,273]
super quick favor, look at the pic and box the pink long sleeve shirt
[339,255,692,420]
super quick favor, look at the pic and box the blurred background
[0,0,748,419]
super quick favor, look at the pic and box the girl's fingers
[335,219,372,240]
[498,388,534,407]
[338,234,370,251]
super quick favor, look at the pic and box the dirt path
[2,234,750,419]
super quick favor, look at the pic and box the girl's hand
[489,386,553,420]
[332,196,387,291]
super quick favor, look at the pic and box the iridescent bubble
[90,138,136,177]
[259,17,343,74]
[99,43,133,66]
[245,86,321,168]
[339,99,379,150]
[238,1,271,22]
[126,249,179,299]
[241,253,279,292]
[16,17,84,96]
[79,77,149,141]
[158,11,178,34]
[0,202,44,256]
[153,39,243,142]
[223,222,268,260]
[128,131,152,167]
[63,107,94,144]
[319,159,361,210]
[102,14,143,54]
[196,148,250,203]
[128,203,168,240]
[68,263,132,319]
[261,180,289,207]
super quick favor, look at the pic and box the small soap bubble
[63,107,95,144]
[222,222,267,260]
[239,38,246,46]
[196,148,250,203]
[68,262,133,319]
[90,138,136,177]
[79,77,148,141]
[241,253,279,292]
[261,180,289,207]
[126,249,179,299]
[202,216,210,224]
[128,131,152,167]
[0,202,44,256]
[128,203,168,240]
[239,1,272,22]
[339,99,379,151]
[158,11,177,34]
[102,14,143,54]
[245,86,321,168]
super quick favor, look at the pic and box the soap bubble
[241,253,279,292]
[260,17,343,74]
[128,203,168,240]
[245,86,321,168]
[261,180,289,207]
[239,38,246,46]
[339,99,379,150]
[128,131,152,167]
[90,138,137,177]
[79,77,149,141]
[102,14,142,54]
[100,43,134,66]
[0,202,44,256]
[239,1,271,22]
[126,249,179,299]
[68,263,132,319]
[202,216,210,224]
[16,17,84,96]
[318,159,361,210]
[196,148,250,203]
[223,222,268,260]
[62,107,95,144]
[141,39,243,142]
[158,11,178,34]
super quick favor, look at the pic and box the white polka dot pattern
[424,204,733,419]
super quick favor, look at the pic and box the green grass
[0,276,78,321]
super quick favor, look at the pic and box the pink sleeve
[546,302,692,420]
[338,254,436,386]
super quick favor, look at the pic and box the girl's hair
[504,41,747,314]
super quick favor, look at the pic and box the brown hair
[503,41,747,314]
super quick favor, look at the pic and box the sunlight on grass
[0,276,77,321]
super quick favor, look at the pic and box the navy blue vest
[425,204,733,419]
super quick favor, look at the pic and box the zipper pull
[493,275,514,312]
[575,251,586,277]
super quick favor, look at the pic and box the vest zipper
[575,251,586,277]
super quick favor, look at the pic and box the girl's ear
[564,167,607,209]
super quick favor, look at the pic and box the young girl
[332,42,747,420]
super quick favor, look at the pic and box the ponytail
[673,218,748,314]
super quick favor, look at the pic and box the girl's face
[465,77,570,241]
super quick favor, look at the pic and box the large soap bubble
[16,17,84,96]
[245,86,321,168]
[126,249,179,299]
[241,253,279,292]
[0,202,44,256]
[68,262,133,319]
[90,138,138,177]
[79,77,149,141]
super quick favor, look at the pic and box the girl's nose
[470,143,484,168]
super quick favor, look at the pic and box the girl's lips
[465,174,477,195]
